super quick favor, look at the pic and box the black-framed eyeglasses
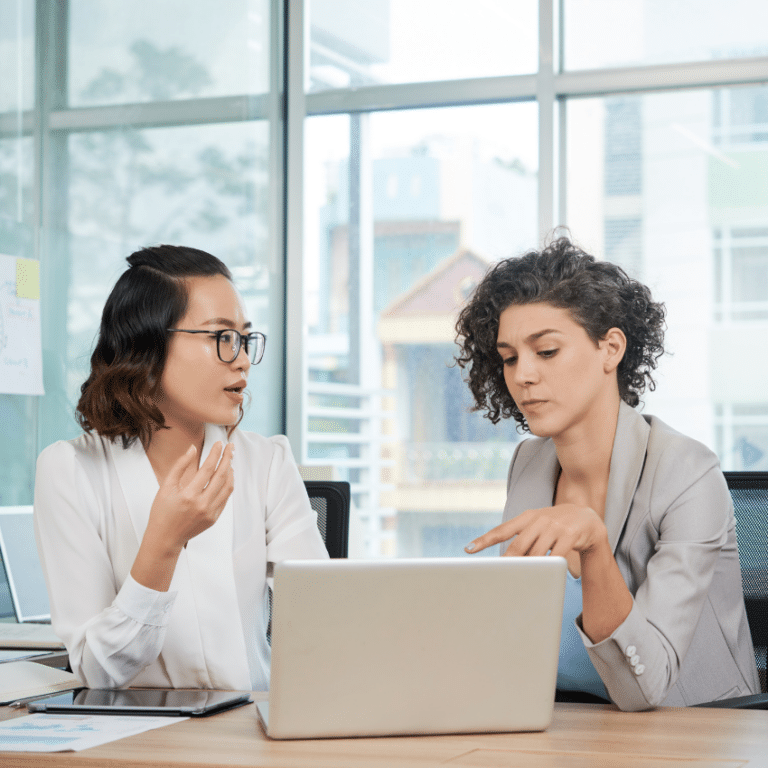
[167,328,267,365]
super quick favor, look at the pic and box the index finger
[464,516,527,554]
[165,444,198,488]
[189,441,230,492]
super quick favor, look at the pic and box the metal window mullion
[47,94,271,133]
[283,0,307,456]
[300,59,768,120]
[538,0,556,240]
[554,56,768,99]
[306,74,538,116]
[34,0,70,466]
[267,0,286,437]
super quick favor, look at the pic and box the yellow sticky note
[16,258,40,300]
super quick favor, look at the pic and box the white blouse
[33,424,328,691]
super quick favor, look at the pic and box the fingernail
[464,542,476,552]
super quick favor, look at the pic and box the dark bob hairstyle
[454,237,666,431]
[77,244,234,447]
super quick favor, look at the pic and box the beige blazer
[502,401,760,711]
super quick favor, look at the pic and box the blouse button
[630,655,640,667]
[625,645,637,657]
[634,664,645,676]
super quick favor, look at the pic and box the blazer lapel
[502,438,561,524]
[604,401,650,552]
[108,437,159,545]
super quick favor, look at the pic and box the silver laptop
[257,557,566,739]
[0,507,50,622]
[0,507,62,649]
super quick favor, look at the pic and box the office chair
[266,480,351,644]
[303,480,350,559]
[696,471,768,709]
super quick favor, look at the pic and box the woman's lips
[224,388,244,403]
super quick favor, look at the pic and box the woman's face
[157,274,251,432]
[496,302,624,441]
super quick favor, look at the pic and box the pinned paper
[16,258,40,300]
[0,254,44,395]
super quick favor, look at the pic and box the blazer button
[630,655,640,667]
[625,645,637,657]
[634,664,645,676]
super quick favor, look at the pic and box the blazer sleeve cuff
[576,602,666,710]
[115,574,177,628]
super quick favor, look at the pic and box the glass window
[305,103,537,557]
[59,121,279,442]
[0,0,34,112]
[567,86,768,470]
[68,0,271,106]
[565,0,768,70]
[308,0,537,92]
[0,1,35,506]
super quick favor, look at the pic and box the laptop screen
[0,549,15,620]
[0,507,51,622]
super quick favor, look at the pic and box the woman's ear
[600,328,627,373]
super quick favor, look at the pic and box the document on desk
[0,713,186,752]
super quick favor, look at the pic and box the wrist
[579,523,611,566]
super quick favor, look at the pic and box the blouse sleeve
[263,435,329,563]
[577,443,733,711]
[33,440,177,689]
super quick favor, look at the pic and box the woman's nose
[234,342,251,372]
[513,352,538,386]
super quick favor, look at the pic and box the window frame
[2,0,768,484]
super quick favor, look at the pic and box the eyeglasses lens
[217,331,265,364]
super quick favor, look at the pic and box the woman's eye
[539,349,557,358]
[218,332,235,344]
[503,356,517,366]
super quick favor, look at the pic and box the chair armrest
[694,693,768,710]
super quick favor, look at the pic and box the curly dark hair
[77,244,237,448]
[454,237,666,431]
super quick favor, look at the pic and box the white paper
[0,254,44,395]
[0,713,187,752]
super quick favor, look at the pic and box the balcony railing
[304,380,395,557]
[400,441,521,483]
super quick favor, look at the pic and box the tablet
[27,688,251,717]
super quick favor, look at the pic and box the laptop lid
[0,507,51,622]
[260,557,566,739]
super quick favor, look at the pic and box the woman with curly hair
[33,245,327,691]
[457,237,758,711]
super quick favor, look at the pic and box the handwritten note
[0,254,44,395]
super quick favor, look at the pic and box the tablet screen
[28,688,251,716]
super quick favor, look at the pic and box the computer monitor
[0,506,51,622]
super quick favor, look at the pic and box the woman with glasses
[457,237,759,711]
[33,245,328,691]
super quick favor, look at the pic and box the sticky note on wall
[16,258,40,300]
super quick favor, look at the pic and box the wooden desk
[1,695,766,768]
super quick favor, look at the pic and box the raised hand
[132,441,234,591]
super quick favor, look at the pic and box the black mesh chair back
[725,471,768,693]
[304,481,350,559]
